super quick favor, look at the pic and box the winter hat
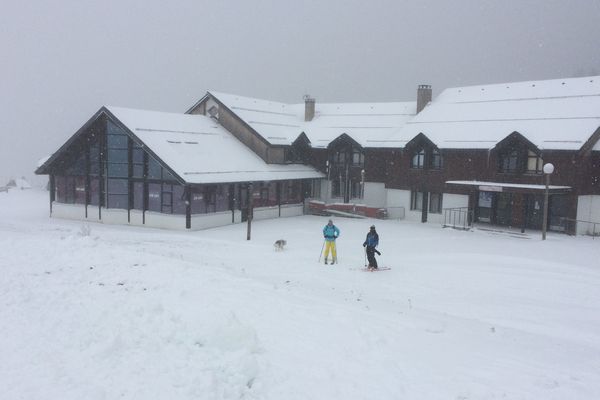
[328,219,333,224]
[370,225,376,229]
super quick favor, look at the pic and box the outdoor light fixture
[541,163,554,240]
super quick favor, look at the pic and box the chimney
[416,84,432,114]
[304,95,315,121]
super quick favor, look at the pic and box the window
[350,180,362,199]
[148,157,162,180]
[133,182,144,210]
[132,144,144,178]
[208,105,218,118]
[526,150,543,174]
[411,149,425,169]
[106,122,129,181]
[148,183,161,212]
[352,151,364,166]
[106,178,128,209]
[411,191,423,210]
[429,193,442,214]
[499,149,519,173]
[430,149,442,170]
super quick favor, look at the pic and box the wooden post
[185,185,192,229]
[247,183,253,240]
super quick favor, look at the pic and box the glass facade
[50,114,313,225]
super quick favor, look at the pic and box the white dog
[273,239,287,251]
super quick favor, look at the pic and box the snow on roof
[209,91,416,148]
[385,75,600,150]
[446,180,572,191]
[302,102,416,148]
[7,177,32,189]
[107,106,324,184]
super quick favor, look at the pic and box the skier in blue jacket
[322,219,340,265]
[363,225,380,270]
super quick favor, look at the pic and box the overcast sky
[2,0,599,185]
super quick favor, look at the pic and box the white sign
[479,185,503,192]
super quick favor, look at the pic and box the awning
[446,180,572,194]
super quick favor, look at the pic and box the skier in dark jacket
[363,225,380,270]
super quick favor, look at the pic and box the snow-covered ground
[1,189,599,400]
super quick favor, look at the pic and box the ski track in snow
[1,189,600,399]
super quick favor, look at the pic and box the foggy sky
[2,0,600,185]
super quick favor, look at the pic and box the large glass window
[52,117,190,217]
[148,183,161,212]
[106,178,128,209]
[148,157,162,180]
[133,182,144,210]
[90,177,100,206]
[172,185,186,214]
[161,184,173,214]
[411,191,423,211]
[132,145,144,178]
[429,193,442,214]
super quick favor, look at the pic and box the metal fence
[442,207,474,230]
[560,218,600,238]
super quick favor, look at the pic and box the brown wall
[382,147,600,197]
[364,149,390,183]
[190,96,286,164]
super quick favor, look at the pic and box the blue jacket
[323,224,340,242]
[363,231,379,248]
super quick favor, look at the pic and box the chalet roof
[107,106,324,184]
[384,75,600,151]
[208,91,416,148]
[34,106,322,184]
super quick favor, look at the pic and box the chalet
[35,107,324,230]
[36,76,600,235]
[380,76,600,235]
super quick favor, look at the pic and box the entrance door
[476,191,493,223]
[525,194,544,230]
[495,193,512,226]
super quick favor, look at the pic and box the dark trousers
[366,246,378,268]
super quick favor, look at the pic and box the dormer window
[411,147,441,170]
[411,148,425,169]
[526,150,543,174]
[430,149,442,169]
[352,151,364,166]
[499,149,519,173]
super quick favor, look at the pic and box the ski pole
[318,239,326,262]
[364,246,367,268]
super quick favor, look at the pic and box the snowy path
[1,189,599,399]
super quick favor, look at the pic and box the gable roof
[207,91,416,148]
[37,106,324,184]
[108,106,324,184]
[385,75,600,151]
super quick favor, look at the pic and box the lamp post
[541,163,554,240]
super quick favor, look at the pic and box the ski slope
[1,189,599,399]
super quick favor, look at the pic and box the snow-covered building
[6,177,32,190]
[35,107,324,230]
[36,76,600,234]
[380,76,600,234]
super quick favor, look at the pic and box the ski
[361,267,391,272]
